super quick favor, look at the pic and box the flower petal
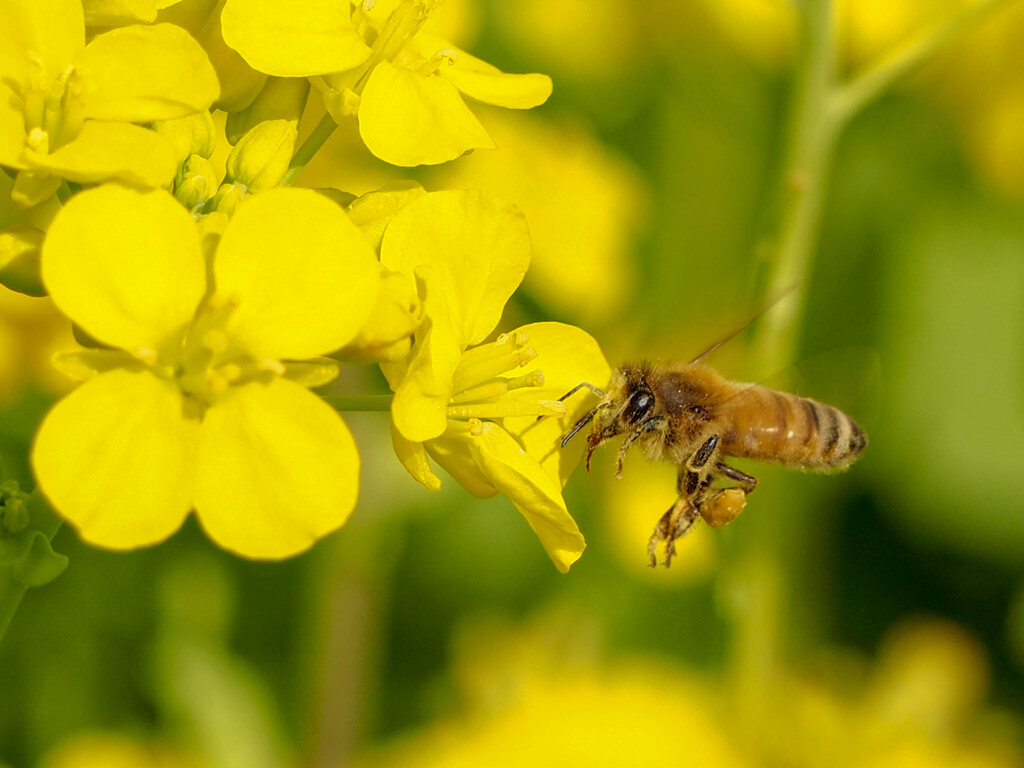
[42,184,205,352]
[25,121,178,188]
[500,322,611,487]
[431,41,553,109]
[346,182,427,253]
[388,309,461,442]
[425,431,498,499]
[220,0,371,77]
[359,60,496,167]
[194,377,359,559]
[0,0,84,86]
[391,420,441,492]
[32,369,197,549]
[74,23,219,121]
[466,421,585,573]
[380,189,530,348]
[214,188,380,360]
[83,0,158,26]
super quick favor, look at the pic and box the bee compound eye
[624,391,654,424]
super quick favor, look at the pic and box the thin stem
[0,569,27,644]
[832,0,1017,126]
[322,395,394,412]
[752,0,838,376]
[728,0,838,734]
[281,113,337,187]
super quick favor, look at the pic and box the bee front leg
[615,416,665,477]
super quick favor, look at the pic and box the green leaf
[11,530,68,588]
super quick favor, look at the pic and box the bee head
[615,364,656,427]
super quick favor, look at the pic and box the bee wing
[754,346,883,424]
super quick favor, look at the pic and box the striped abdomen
[718,385,867,470]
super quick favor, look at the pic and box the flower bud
[151,110,218,161]
[2,498,28,533]
[225,120,297,192]
[174,154,220,213]
[205,182,247,217]
[0,225,45,296]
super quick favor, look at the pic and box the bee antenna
[557,382,604,402]
[560,403,607,448]
[689,280,804,364]
[534,382,606,423]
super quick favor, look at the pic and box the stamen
[25,127,49,154]
[202,329,228,354]
[446,399,566,421]
[449,369,546,404]
[256,358,286,375]
[219,363,241,383]
[459,331,528,368]
[419,48,457,76]
[132,347,158,364]
[452,343,537,393]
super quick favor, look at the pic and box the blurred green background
[4,1,1024,766]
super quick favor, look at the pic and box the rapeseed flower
[219,0,552,166]
[0,0,219,207]
[376,190,609,572]
[32,184,380,558]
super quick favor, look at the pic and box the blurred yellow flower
[39,732,188,768]
[356,614,1023,768]
[356,614,753,768]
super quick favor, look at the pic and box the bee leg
[695,462,757,529]
[648,494,701,568]
[687,435,720,472]
[715,462,758,494]
[615,416,665,477]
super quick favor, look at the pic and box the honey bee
[561,355,867,567]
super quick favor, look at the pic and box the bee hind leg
[715,462,757,493]
[696,462,758,528]
[648,495,701,568]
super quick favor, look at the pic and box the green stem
[281,112,337,187]
[753,0,838,376]
[0,567,26,643]
[323,395,394,412]
[832,0,1017,126]
[735,0,1017,736]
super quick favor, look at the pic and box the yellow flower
[376,190,609,572]
[0,0,219,207]
[219,0,552,166]
[32,184,380,558]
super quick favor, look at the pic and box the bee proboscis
[561,356,867,567]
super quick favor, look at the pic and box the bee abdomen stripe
[820,403,842,462]
[800,397,819,447]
